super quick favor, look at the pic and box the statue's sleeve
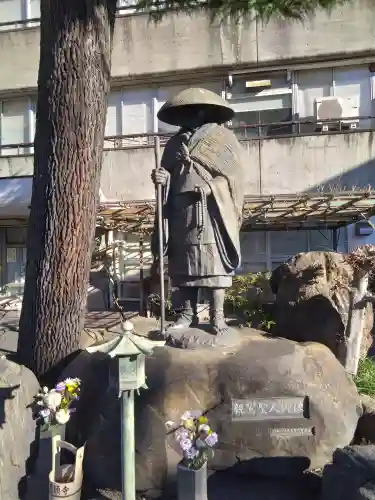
[209,176,242,271]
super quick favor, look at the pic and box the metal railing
[0,4,143,29]
[231,115,374,139]
[0,116,373,155]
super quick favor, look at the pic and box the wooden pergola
[97,190,375,234]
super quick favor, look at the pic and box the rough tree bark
[17,0,117,377]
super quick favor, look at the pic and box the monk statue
[151,88,245,342]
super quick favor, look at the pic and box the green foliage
[354,357,375,397]
[136,0,348,22]
[224,271,275,331]
[225,271,268,310]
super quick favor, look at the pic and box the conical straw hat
[157,87,235,126]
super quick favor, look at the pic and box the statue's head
[157,87,234,129]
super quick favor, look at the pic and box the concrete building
[1,0,375,308]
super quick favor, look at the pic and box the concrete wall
[3,131,375,199]
[255,132,375,194]
[1,0,375,93]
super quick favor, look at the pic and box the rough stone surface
[321,445,375,500]
[61,329,361,498]
[82,473,321,500]
[355,395,375,444]
[162,324,241,349]
[357,482,375,500]
[0,356,40,499]
[270,251,373,359]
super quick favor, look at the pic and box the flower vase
[49,435,85,500]
[177,462,208,500]
[39,425,66,476]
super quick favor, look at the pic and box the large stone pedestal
[62,325,362,499]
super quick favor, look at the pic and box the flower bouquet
[168,410,218,470]
[34,377,81,430]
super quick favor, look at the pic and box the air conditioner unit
[315,96,359,131]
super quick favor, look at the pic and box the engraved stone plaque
[269,426,314,437]
[231,397,308,422]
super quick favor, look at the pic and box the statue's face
[182,108,213,129]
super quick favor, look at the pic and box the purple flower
[184,446,199,459]
[205,432,218,447]
[180,438,193,452]
[55,382,66,392]
[175,428,189,441]
[190,410,202,419]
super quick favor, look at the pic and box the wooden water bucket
[49,435,85,500]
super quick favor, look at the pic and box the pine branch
[135,0,349,22]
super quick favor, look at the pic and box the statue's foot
[210,320,229,336]
[167,313,199,331]
[209,309,229,336]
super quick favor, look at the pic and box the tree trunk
[17,0,117,377]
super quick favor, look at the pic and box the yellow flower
[182,418,195,431]
[198,416,208,425]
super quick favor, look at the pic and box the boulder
[321,445,375,500]
[270,251,373,359]
[0,356,40,499]
[62,329,362,498]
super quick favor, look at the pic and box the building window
[0,98,34,156]
[0,0,24,25]
[296,65,372,133]
[0,0,40,28]
[6,226,27,245]
[104,90,153,148]
[238,228,339,274]
[117,0,137,14]
[29,0,40,21]
[104,82,223,146]
[239,232,268,273]
[227,72,293,138]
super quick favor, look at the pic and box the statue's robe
[152,123,245,288]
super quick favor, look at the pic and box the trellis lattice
[97,190,375,233]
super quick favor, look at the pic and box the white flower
[180,411,192,421]
[39,408,51,424]
[42,386,49,394]
[165,421,175,428]
[43,390,62,410]
[198,424,210,434]
[64,377,80,385]
[55,409,70,425]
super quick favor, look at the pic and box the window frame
[226,71,294,138]
[0,97,35,156]
[0,0,40,28]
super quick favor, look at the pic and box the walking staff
[154,136,166,334]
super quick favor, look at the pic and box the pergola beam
[97,191,375,233]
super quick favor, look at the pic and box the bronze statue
[151,88,245,341]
